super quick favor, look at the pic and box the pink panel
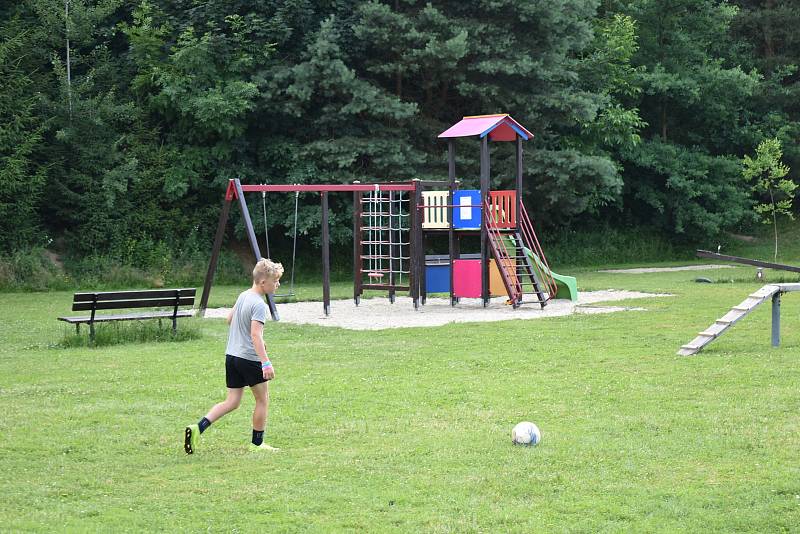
[438,117,504,138]
[438,114,534,140]
[453,259,482,298]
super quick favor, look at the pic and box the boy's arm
[251,320,275,380]
[226,306,234,325]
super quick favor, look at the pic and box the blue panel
[453,190,482,229]
[425,264,451,293]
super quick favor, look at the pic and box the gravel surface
[202,289,672,331]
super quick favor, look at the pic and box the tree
[742,137,796,261]
[0,21,47,252]
[613,0,762,238]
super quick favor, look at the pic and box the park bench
[58,288,196,340]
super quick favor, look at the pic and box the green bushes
[0,242,248,291]
[542,225,690,267]
[0,248,72,291]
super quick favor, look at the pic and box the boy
[184,258,284,454]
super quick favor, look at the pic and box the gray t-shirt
[225,290,267,361]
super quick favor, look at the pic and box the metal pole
[772,291,781,347]
[234,179,279,321]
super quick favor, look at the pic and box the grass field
[2,261,800,532]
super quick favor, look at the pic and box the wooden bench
[58,288,196,340]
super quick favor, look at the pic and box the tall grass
[56,318,203,348]
[542,225,691,267]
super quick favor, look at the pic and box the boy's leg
[249,382,278,451]
[184,388,244,454]
[206,387,245,422]
[251,381,269,434]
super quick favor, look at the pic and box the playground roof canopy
[437,114,533,142]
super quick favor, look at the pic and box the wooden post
[409,180,421,309]
[353,190,363,305]
[233,179,279,321]
[389,190,397,304]
[516,136,523,231]
[199,196,232,316]
[448,140,457,306]
[321,192,331,316]
[480,136,490,307]
[772,291,781,347]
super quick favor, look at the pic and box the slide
[523,247,578,302]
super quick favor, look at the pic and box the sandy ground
[202,289,672,330]
[598,264,734,274]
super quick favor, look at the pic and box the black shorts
[225,354,265,388]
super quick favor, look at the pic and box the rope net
[360,187,411,287]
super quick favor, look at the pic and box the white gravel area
[598,264,735,274]
[202,289,672,330]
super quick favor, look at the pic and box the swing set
[199,180,420,320]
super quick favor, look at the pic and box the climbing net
[360,186,411,287]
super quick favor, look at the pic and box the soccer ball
[512,421,541,446]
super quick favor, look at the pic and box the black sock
[252,429,264,446]
[198,417,211,434]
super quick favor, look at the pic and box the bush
[0,248,72,290]
[542,225,691,267]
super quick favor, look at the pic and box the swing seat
[367,272,384,279]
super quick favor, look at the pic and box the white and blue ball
[511,421,541,446]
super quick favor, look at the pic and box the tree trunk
[763,0,776,59]
[770,187,778,262]
[65,0,72,119]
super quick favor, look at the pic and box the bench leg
[76,323,80,335]
[90,322,95,343]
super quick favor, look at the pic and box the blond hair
[253,258,284,283]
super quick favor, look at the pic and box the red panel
[488,190,516,228]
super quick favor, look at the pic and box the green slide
[523,247,578,302]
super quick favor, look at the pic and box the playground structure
[199,114,577,319]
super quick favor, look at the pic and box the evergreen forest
[2,0,800,285]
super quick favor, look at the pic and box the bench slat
[72,296,195,312]
[58,310,194,324]
[73,288,196,302]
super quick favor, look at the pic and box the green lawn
[1,263,799,532]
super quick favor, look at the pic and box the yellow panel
[489,258,516,296]
[422,191,450,229]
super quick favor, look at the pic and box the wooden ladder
[678,284,783,356]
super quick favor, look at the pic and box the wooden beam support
[480,135,490,307]
[233,179,279,321]
[199,197,232,316]
[321,192,331,316]
[696,250,800,273]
